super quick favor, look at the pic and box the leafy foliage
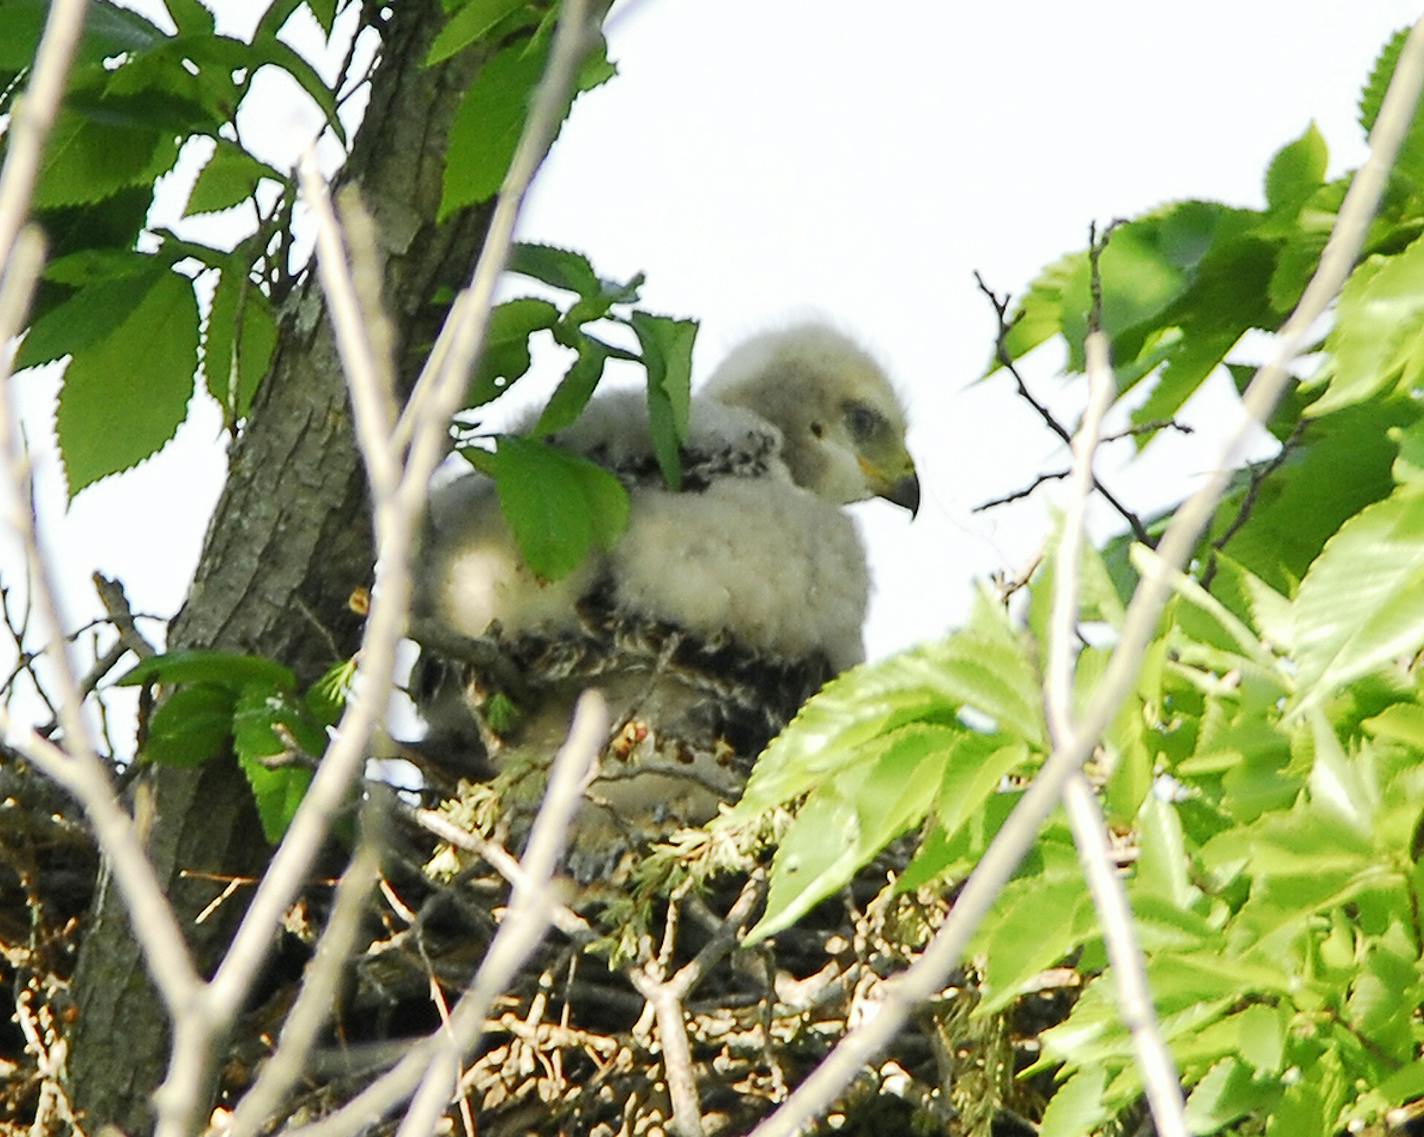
[118,650,345,841]
[726,26,1424,1137]
[452,242,694,579]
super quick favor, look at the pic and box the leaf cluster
[456,242,697,581]
[5,0,615,499]
[117,649,353,841]
[723,28,1424,1137]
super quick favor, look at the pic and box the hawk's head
[704,323,920,515]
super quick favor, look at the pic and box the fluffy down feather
[411,322,917,877]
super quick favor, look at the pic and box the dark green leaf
[441,37,546,214]
[162,0,215,35]
[0,0,166,71]
[629,311,696,490]
[55,270,201,495]
[142,683,235,767]
[426,0,527,66]
[530,340,607,437]
[118,650,296,692]
[509,242,602,296]
[304,0,336,36]
[33,108,179,209]
[17,267,164,369]
[233,684,319,842]
[204,267,278,420]
[252,35,345,144]
[466,298,560,406]
[184,142,281,217]
[485,435,629,581]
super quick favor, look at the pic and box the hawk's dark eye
[843,402,881,443]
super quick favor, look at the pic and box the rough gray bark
[65,6,494,1130]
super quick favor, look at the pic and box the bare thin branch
[0,0,86,271]
[223,843,380,1137]
[744,19,1424,1137]
[1048,292,1187,1136]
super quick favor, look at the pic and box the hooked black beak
[879,470,921,518]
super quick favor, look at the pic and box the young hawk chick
[413,322,918,877]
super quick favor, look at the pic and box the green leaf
[935,738,1031,840]
[629,311,696,491]
[33,108,179,209]
[1211,399,1411,597]
[427,0,529,66]
[183,142,281,216]
[304,0,336,36]
[1307,710,1377,833]
[1183,1058,1273,1134]
[1038,1068,1111,1137]
[529,340,607,437]
[55,270,202,495]
[441,37,546,214]
[509,242,603,295]
[162,0,214,35]
[466,298,560,406]
[1134,796,1196,910]
[746,723,961,943]
[142,683,235,767]
[1315,236,1424,414]
[1290,487,1424,712]
[483,435,629,581]
[203,267,277,420]
[1265,123,1327,215]
[233,684,320,842]
[1235,1003,1287,1076]
[730,618,1043,821]
[1360,27,1424,190]
[0,0,165,71]
[118,650,296,692]
[977,874,1092,1013]
[17,269,163,370]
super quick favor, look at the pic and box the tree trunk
[66,5,493,1129]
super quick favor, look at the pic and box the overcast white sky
[5,2,1423,747]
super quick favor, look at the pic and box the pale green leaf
[1315,237,1424,414]
[746,723,957,942]
[1134,796,1196,910]
[1291,488,1424,712]
[1235,1003,1287,1075]
[977,875,1091,1013]
[1038,1068,1110,1137]
[1307,710,1377,833]
[1184,1058,1272,1133]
